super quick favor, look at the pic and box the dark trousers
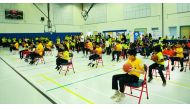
[19,50,28,59]
[122,49,128,59]
[148,63,166,83]
[106,46,111,55]
[170,57,184,68]
[80,42,85,54]
[70,46,75,51]
[30,52,41,61]
[89,54,100,61]
[112,74,139,93]
[112,51,121,61]
[56,58,68,67]
[85,48,91,55]
[10,46,17,52]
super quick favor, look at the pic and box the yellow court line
[38,74,94,104]
[35,66,118,84]
[31,62,118,79]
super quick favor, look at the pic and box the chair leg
[96,61,98,68]
[65,66,69,76]
[145,83,149,99]
[36,59,39,65]
[130,87,132,94]
[72,64,75,73]
[59,66,63,74]
[138,85,144,104]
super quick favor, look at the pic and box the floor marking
[19,64,55,72]
[46,68,120,92]
[35,66,117,84]
[154,77,190,89]
[0,56,57,104]
[30,62,118,79]
[39,74,94,104]
[150,91,187,104]
[16,60,54,68]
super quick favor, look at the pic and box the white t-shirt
[80,35,85,42]
[105,41,110,47]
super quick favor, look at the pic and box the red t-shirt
[162,49,175,57]
[187,42,190,48]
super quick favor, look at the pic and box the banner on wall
[134,31,139,41]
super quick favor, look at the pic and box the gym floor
[0,47,190,104]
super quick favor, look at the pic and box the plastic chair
[59,53,75,76]
[124,64,149,104]
[96,56,104,68]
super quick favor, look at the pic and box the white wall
[0,3,190,38]
[83,3,162,39]
[0,3,83,33]
[83,3,190,39]
[164,3,190,38]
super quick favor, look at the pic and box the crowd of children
[0,33,190,103]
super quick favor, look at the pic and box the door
[180,26,190,39]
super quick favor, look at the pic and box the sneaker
[55,66,58,69]
[92,64,95,67]
[25,59,28,62]
[180,67,184,72]
[57,66,61,71]
[162,82,166,87]
[88,63,92,66]
[110,91,120,99]
[115,93,125,102]
[148,77,153,83]
[171,66,174,71]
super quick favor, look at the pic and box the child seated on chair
[24,42,36,62]
[44,40,52,51]
[19,41,29,59]
[112,41,122,62]
[148,45,166,86]
[55,44,70,70]
[170,43,184,72]
[88,44,102,67]
[29,41,44,64]
[10,40,19,52]
[111,49,145,102]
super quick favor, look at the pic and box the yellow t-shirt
[24,43,28,50]
[115,44,122,51]
[62,51,70,61]
[156,52,165,65]
[87,42,93,50]
[37,43,44,56]
[46,41,52,49]
[175,48,183,58]
[95,47,102,55]
[15,42,19,50]
[126,58,144,78]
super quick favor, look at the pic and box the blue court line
[46,68,121,92]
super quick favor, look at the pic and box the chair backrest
[69,52,73,58]
[143,64,148,81]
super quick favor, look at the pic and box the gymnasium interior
[0,2,190,104]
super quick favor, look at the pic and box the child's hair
[154,45,162,52]
[63,44,69,51]
[127,49,137,56]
